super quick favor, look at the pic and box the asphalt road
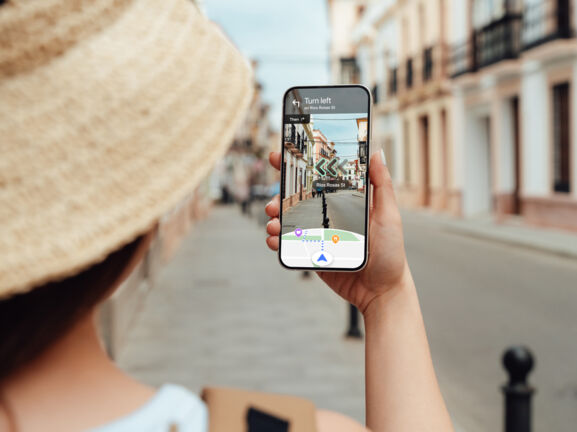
[403,212,577,432]
[325,190,367,235]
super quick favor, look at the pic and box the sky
[204,0,330,130]
[312,113,367,161]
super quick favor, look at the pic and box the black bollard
[321,192,330,229]
[345,303,362,339]
[502,346,535,432]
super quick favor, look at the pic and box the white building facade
[449,0,577,230]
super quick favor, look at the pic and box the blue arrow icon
[317,254,328,262]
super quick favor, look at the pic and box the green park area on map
[282,229,360,242]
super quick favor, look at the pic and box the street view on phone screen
[280,86,370,270]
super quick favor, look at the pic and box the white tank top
[90,384,208,432]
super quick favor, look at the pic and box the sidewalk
[402,210,577,260]
[281,196,323,235]
[117,205,365,421]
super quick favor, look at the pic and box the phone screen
[279,85,370,271]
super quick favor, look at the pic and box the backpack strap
[201,386,317,432]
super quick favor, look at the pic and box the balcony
[284,124,296,148]
[450,1,574,77]
[394,43,448,105]
[339,57,360,84]
[450,39,475,77]
[523,0,573,50]
[358,142,367,165]
[372,84,379,104]
[450,12,523,77]
[284,125,305,158]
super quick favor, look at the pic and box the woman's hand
[267,151,454,432]
[265,150,408,314]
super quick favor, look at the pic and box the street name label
[312,180,351,190]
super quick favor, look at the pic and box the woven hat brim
[0,0,253,298]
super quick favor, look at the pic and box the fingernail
[380,149,387,166]
[266,200,272,208]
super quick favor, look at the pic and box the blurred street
[119,204,577,432]
[281,191,366,235]
[118,205,365,421]
[404,211,577,432]
[326,190,366,235]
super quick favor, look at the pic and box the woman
[0,0,453,431]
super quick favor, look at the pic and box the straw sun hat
[0,0,253,299]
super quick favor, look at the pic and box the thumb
[369,150,401,223]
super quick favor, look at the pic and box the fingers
[369,151,401,224]
[265,197,281,251]
[266,218,280,236]
[266,235,279,251]
[269,151,281,171]
[265,195,280,218]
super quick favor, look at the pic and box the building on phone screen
[283,121,315,211]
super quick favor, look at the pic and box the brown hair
[0,234,147,382]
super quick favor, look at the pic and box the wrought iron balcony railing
[451,1,574,77]
[450,13,523,77]
[389,43,448,98]
[523,0,573,49]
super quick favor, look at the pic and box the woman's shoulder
[90,384,207,432]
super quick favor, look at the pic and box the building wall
[331,0,577,231]
[447,0,577,230]
[328,0,366,84]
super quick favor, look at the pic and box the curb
[439,221,577,261]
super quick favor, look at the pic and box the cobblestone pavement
[118,205,366,421]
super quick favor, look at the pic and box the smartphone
[279,85,371,271]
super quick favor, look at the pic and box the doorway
[420,116,431,207]
[464,111,493,216]
[511,97,521,214]
[441,109,448,209]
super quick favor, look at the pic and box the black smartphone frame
[278,84,371,272]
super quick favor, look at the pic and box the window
[389,67,398,95]
[423,47,434,81]
[552,82,571,193]
[406,58,414,88]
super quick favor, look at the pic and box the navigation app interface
[280,86,370,270]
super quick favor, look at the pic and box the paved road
[325,190,366,235]
[403,212,577,432]
[119,206,577,431]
